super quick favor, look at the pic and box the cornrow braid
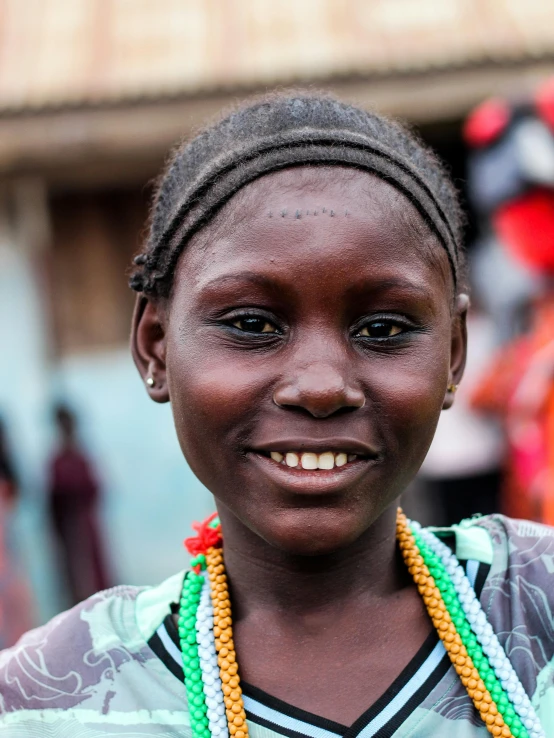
[130,92,465,297]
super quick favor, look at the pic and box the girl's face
[134,167,467,555]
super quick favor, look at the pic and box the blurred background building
[1,0,554,628]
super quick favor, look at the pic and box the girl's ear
[131,297,170,403]
[443,293,469,410]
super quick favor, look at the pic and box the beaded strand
[397,511,515,738]
[196,576,229,737]
[206,546,249,738]
[178,567,211,738]
[409,526,528,738]
[412,522,544,738]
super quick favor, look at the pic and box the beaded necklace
[179,511,544,738]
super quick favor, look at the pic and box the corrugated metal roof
[1,0,554,111]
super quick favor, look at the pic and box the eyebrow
[201,274,435,302]
[201,273,282,290]
[345,277,435,301]
[196,272,298,310]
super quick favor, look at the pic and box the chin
[254,506,375,557]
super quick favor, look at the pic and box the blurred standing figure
[0,417,32,647]
[48,405,109,604]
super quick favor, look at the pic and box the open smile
[248,438,380,493]
[258,449,362,470]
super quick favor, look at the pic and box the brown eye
[358,322,403,338]
[232,317,277,333]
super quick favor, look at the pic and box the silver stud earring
[146,376,155,387]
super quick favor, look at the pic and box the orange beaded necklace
[206,545,248,737]
[397,511,513,738]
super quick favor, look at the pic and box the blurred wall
[0,184,57,621]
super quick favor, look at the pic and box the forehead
[175,166,452,298]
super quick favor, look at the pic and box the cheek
[165,337,267,464]
[371,337,450,469]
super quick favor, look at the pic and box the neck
[217,503,406,620]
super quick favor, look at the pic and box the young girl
[0,93,551,737]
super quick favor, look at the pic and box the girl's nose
[272,363,365,418]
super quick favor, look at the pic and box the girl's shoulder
[431,512,554,584]
[0,572,187,734]
[452,512,554,582]
[469,513,554,631]
[435,513,554,726]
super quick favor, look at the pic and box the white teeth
[301,453,318,470]
[273,451,358,469]
[285,452,299,468]
[317,452,335,470]
[335,453,348,467]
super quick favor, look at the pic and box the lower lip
[249,452,378,495]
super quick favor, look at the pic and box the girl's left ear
[444,293,469,410]
[131,296,170,403]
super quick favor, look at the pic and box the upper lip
[251,437,379,457]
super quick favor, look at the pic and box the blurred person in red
[466,79,554,523]
[48,404,110,604]
[0,416,32,647]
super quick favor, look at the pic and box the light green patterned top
[0,515,552,737]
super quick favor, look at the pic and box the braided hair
[130,92,465,298]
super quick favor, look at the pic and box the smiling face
[133,167,467,555]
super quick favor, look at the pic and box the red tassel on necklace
[184,512,222,557]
